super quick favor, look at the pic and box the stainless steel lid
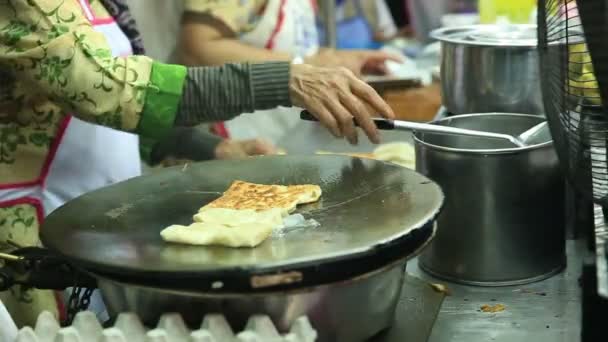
[41,156,443,292]
[431,24,538,47]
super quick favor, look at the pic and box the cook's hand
[157,138,277,167]
[150,127,278,167]
[214,138,277,159]
[289,64,395,145]
[304,48,403,76]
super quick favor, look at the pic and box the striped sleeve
[175,62,291,126]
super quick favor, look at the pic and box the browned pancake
[205,181,322,214]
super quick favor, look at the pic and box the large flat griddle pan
[41,156,443,292]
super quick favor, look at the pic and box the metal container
[432,25,544,115]
[415,113,566,286]
[97,261,408,342]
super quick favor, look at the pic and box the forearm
[179,38,292,66]
[175,62,292,126]
[2,1,294,145]
[67,57,292,137]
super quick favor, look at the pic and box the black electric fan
[538,0,608,205]
[538,4,608,337]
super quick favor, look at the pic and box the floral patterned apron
[0,0,141,327]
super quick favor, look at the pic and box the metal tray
[41,156,443,292]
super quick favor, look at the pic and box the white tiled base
[15,311,317,342]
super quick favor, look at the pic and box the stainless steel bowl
[98,261,407,342]
[432,25,544,115]
[415,113,566,286]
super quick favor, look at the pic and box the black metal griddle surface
[41,156,443,289]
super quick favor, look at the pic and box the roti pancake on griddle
[373,142,415,169]
[164,207,285,248]
[315,143,415,169]
[193,207,284,227]
[161,220,276,248]
[161,181,322,248]
[204,181,322,215]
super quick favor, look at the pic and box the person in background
[146,126,277,167]
[317,0,400,49]
[177,0,401,144]
[407,0,449,42]
[125,0,276,167]
[0,0,393,327]
[384,0,414,37]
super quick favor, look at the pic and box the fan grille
[539,0,608,204]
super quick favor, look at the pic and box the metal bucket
[414,113,566,286]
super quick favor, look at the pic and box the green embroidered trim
[137,62,186,139]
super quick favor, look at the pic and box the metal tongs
[300,111,549,147]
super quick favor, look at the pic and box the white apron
[0,299,18,341]
[224,0,319,144]
[0,0,141,322]
[46,0,141,216]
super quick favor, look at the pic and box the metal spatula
[300,111,548,147]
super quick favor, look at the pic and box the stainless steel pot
[97,261,408,342]
[415,113,566,286]
[432,25,544,115]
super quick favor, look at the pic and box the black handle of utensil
[0,247,98,291]
[300,110,395,130]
